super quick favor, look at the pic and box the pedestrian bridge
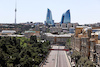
[49,49,69,51]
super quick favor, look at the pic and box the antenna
[15,0,17,24]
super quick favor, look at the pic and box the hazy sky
[0,0,100,24]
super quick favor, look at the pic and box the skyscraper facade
[60,10,71,24]
[45,8,54,26]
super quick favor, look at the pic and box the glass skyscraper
[60,10,71,24]
[45,8,54,26]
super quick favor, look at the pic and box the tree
[0,37,50,67]
[77,57,96,67]
[71,51,81,64]
[30,35,37,44]
[66,38,71,50]
[20,55,33,67]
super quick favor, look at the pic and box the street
[43,45,71,67]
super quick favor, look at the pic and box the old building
[75,26,87,37]
[1,30,16,35]
[24,31,40,38]
[42,33,71,44]
[71,25,100,66]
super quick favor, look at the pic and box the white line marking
[55,47,57,67]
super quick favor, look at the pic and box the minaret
[15,0,17,24]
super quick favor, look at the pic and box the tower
[60,9,71,24]
[45,8,54,26]
[15,0,17,24]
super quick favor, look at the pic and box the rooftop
[25,31,36,33]
[0,35,24,37]
[2,30,16,33]
[92,29,100,30]
[44,33,71,37]
[76,26,88,28]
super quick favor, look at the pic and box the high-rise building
[45,8,54,26]
[60,10,71,24]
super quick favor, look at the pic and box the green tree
[30,35,37,44]
[77,57,95,67]
[71,51,81,64]
[66,38,71,50]
[0,37,50,67]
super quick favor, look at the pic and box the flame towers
[60,10,71,24]
[45,8,54,26]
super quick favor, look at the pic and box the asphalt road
[43,45,71,67]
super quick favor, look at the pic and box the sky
[0,0,100,24]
